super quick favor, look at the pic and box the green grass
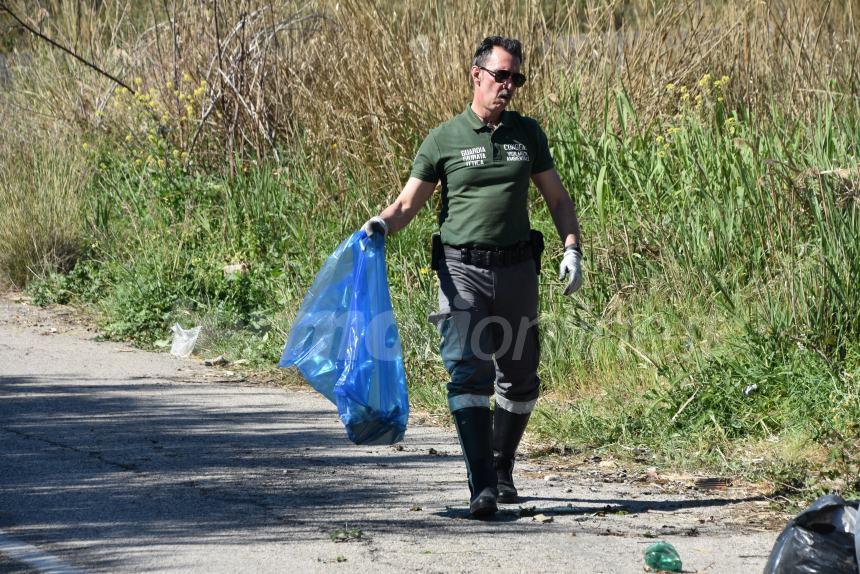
[19,86,859,495]
[2,0,859,508]
[525,87,860,487]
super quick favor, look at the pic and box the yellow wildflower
[182,72,192,83]
[698,74,711,89]
[133,77,143,86]
[665,83,675,92]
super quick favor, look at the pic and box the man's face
[472,47,521,115]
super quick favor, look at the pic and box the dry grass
[0,122,87,288]
[5,0,859,173]
[2,2,858,484]
[1,0,858,279]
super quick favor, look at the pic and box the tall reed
[2,0,858,484]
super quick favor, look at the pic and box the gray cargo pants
[430,255,540,415]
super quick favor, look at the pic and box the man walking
[362,36,583,517]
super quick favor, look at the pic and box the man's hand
[362,216,388,237]
[558,247,582,295]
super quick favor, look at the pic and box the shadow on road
[433,493,766,522]
[0,373,474,570]
[515,494,768,513]
[0,371,772,572]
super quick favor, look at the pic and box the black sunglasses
[477,66,527,88]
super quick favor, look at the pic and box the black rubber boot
[452,407,498,517]
[493,406,531,503]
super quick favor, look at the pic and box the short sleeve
[531,122,554,175]
[409,132,441,183]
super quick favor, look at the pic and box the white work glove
[558,246,583,295]
[361,216,388,237]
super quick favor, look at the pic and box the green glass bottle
[644,542,683,572]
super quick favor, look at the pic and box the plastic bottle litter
[169,324,201,358]
[644,542,683,572]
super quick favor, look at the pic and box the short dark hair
[472,36,523,67]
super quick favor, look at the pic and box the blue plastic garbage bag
[278,230,409,445]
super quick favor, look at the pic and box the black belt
[443,243,533,268]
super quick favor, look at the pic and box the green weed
[3,0,859,489]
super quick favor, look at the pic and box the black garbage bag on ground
[764,493,859,574]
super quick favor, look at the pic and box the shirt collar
[463,105,506,132]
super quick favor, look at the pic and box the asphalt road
[0,297,781,573]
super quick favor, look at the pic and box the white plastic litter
[169,324,201,358]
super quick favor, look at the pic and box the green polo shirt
[410,105,554,247]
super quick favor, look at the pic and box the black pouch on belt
[431,232,443,270]
[529,229,545,273]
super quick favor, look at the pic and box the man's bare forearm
[377,177,436,235]
[533,168,581,249]
[547,193,581,249]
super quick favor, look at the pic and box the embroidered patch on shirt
[504,142,530,162]
[460,146,486,166]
